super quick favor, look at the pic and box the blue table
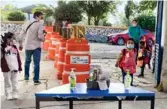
[35,83,155,109]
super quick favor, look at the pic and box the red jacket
[1,45,22,73]
[119,49,137,74]
[137,48,150,65]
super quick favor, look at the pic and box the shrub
[136,15,156,32]
[7,11,26,21]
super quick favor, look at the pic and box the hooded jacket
[1,45,22,73]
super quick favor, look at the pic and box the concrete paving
[1,43,167,109]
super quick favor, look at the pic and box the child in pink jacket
[116,38,137,86]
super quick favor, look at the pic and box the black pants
[135,43,139,62]
[140,64,146,76]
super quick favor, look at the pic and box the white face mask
[127,44,134,49]
[40,20,44,25]
[132,23,137,27]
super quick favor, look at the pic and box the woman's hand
[18,41,23,51]
[19,46,23,51]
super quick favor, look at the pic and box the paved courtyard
[1,43,167,109]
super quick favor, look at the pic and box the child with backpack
[137,41,151,78]
[140,35,153,69]
[1,32,22,100]
[115,38,137,86]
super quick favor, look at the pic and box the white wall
[161,1,167,91]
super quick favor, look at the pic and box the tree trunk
[88,15,91,25]
[94,17,99,26]
[127,17,130,26]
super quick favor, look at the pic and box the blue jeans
[25,48,41,81]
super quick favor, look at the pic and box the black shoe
[24,77,29,81]
[138,74,144,78]
[34,81,41,85]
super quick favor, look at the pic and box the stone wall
[1,21,24,36]
[85,26,127,43]
[1,21,127,43]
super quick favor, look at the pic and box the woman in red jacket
[1,32,22,100]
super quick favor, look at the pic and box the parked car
[107,29,155,45]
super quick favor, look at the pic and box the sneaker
[6,94,12,100]
[13,93,19,100]
[34,81,41,85]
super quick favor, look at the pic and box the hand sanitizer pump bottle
[89,71,94,81]
[69,68,76,90]
[124,70,132,90]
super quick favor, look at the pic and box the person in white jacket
[19,11,46,85]
[1,32,22,100]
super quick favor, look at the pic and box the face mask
[130,44,134,49]
[132,23,137,27]
[40,20,44,25]
[127,44,134,49]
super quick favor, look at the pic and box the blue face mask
[127,44,134,49]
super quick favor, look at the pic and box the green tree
[138,0,157,11]
[32,4,54,20]
[103,21,112,26]
[136,15,156,32]
[125,1,136,26]
[7,11,26,21]
[119,13,129,27]
[78,1,117,25]
[0,4,17,21]
[137,0,157,16]
[77,1,93,25]
[55,1,82,23]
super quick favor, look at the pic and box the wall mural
[1,22,127,43]
[85,27,126,43]
[1,23,23,36]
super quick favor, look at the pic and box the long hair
[1,32,14,50]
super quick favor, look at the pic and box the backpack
[137,49,151,67]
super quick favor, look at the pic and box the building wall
[161,1,167,91]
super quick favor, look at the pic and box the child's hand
[19,46,23,51]
[115,62,119,67]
